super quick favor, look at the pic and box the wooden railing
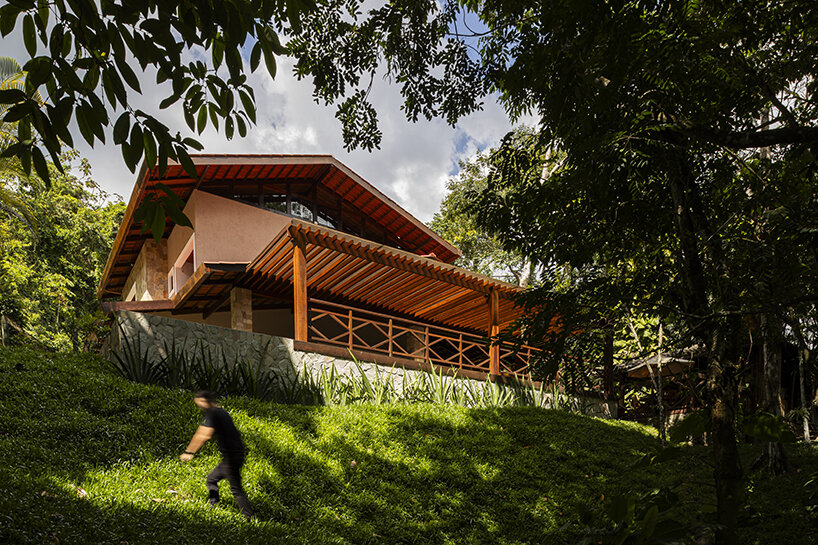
[307,299,539,376]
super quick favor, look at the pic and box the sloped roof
[97,155,461,298]
[166,219,526,334]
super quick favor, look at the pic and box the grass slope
[0,347,815,544]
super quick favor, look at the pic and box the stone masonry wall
[120,239,168,301]
[105,311,616,418]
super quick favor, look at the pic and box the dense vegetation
[1,346,816,544]
[0,156,124,350]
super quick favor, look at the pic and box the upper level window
[290,198,314,222]
[264,194,287,213]
[231,194,259,207]
[316,207,337,228]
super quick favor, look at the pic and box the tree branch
[683,125,818,149]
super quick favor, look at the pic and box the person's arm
[180,425,214,461]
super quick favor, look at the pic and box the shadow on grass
[2,347,815,545]
[230,403,662,544]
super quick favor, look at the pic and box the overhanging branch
[683,125,818,149]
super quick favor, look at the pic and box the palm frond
[0,57,22,81]
[0,187,37,230]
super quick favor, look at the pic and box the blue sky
[1,13,525,223]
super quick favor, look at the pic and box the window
[316,207,337,228]
[290,198,314,221]
[168,235,195,297]
[264,194,287,213]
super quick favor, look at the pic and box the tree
[287,2,818,544]
[0,56,43,229]
[0,0,306,186]
[0,153,124,350]
[2,1,817,541]
[429,129,536,286]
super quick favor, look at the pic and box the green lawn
[0,346,815,544]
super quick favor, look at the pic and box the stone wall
[106,310,296,378]
[120,239,168,301]
[105,311,616,418]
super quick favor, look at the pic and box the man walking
[180,390,253,519]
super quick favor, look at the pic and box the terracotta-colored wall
[166,189,290,288]
[168,195,196,269]
[189,190,290,266]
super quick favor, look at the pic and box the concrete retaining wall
[105,311,616,418]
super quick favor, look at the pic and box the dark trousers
[206,453,253,516]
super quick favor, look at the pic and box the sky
[2,25,522,224]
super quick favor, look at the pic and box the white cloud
[1,32,519,222]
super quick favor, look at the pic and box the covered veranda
[106,219,541,381]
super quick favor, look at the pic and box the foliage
[0,56,44,229]
[579,488,700,545]
[3,345,817,544]
[291,3,818,541]
[291,1,818,153]
[110,327,582,410]
[0,345,669,545]
[429,135,534,285]
[0,0,311,187]
[0,154,123,350]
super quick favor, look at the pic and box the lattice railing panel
[307,300,537,377]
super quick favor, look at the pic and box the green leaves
[113,112,129,144]
[0,164,124,350]
[134,182,193,243]
[0,4,22,37]
[589,488,696,545]
[22,13,36,56]
[743,412,798,443]
[1,0,298,188]
[668,409,709,443]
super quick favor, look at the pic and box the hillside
[0,347,815,544]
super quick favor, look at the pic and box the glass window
[316,207,337,228]
[264,194,287,213]
[231,194,259,207]
[290,198,314,221]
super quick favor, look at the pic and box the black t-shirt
[201,407,244,456]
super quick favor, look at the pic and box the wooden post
[292,237,308,342]
[388,318,393,357]
[348,309,353,349]
[488,289,500,377]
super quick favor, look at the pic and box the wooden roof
[166,219,525,334]
[97,155,461,298]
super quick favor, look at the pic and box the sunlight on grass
[2,346,816,544]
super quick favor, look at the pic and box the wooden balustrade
[307,298,538,376]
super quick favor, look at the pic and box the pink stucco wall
[167,190,291,271]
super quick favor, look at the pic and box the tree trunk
[667,152,743,544]
[603,329,614,401]
[790,321,812,442]
[518,257,534,288]
[707,329,744,545]
[757,315,788,474]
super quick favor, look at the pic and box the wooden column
[293,237,308,342]
[488,289,500,377]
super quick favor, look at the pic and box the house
[97,155,540,381]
